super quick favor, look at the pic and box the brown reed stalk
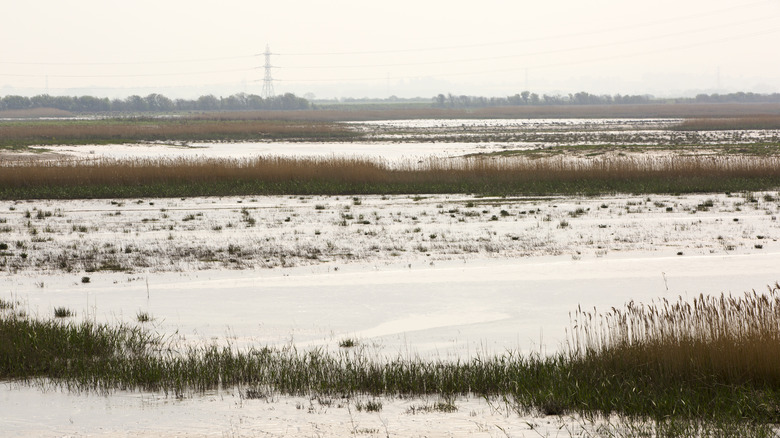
[2,155,780,190]
[569,283,780,387]
[675,115,780,131]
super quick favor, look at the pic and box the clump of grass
[355,399,383,412]
[339,338,357,348]
[406,399,458,414]
[53,307,73,318]
[136,311,151,323]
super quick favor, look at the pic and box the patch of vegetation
[2,155,780,200]
[338,338,357,348]
[4,284,780,434]
[355,399,383,412]
[0,117,359,149]
[136,311,151,323]
[675,115,780,131]
[53,307,73,318]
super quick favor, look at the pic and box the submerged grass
[2,155,780,199]
[4,284,780,431]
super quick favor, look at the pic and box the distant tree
[75,95,110,112]
[246,94,264,109]
[125,95,149,112]
[145,93,173,112]
[30,94,57,108]
[221,95,240,110]
[174,98,196,112]
[1,95,31,110]
[197,94,219,111]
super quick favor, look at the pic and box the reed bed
[675,115,780,131]
[2,154,780,199]
[4,286,780,427]
[566,284,780,421]
[0,119,356,148]
[0,108,73,119]
[570,284,780,386]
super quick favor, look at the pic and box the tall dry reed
[675,115,780,131]
[569,283,780,387]
[2,154,779,189]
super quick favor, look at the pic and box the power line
[0,68,257,79]
[1,0,776,91]
[275,25,780,83]
[0,0,769,68]
[276,14,779,70]
[0,55,257,67]
[274,0,772,57]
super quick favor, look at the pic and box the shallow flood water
[25,118,780,163]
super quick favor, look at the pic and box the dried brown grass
[676,115,780,131]
[0,108,73,118]
[2,154,779,190]
[570,283,780,386]
[0,119,354,146]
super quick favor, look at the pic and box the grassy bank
[2,155,780,199]
[3,286,780,432]
[0,118,358,149]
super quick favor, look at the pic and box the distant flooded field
[15,118,780,163]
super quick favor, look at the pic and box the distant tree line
[680,92,780,104]
[432,91,652,108]
[3,90,779,113]
[0,92,310,113]
[432,91,780,108]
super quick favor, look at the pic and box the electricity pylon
[261,44,275,99]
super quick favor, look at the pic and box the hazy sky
[2,0,780,98]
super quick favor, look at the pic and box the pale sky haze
[2,0,780,99]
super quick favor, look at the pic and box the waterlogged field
[3,117,780,436]
[14,117,780,162]
[3,192,780,436]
